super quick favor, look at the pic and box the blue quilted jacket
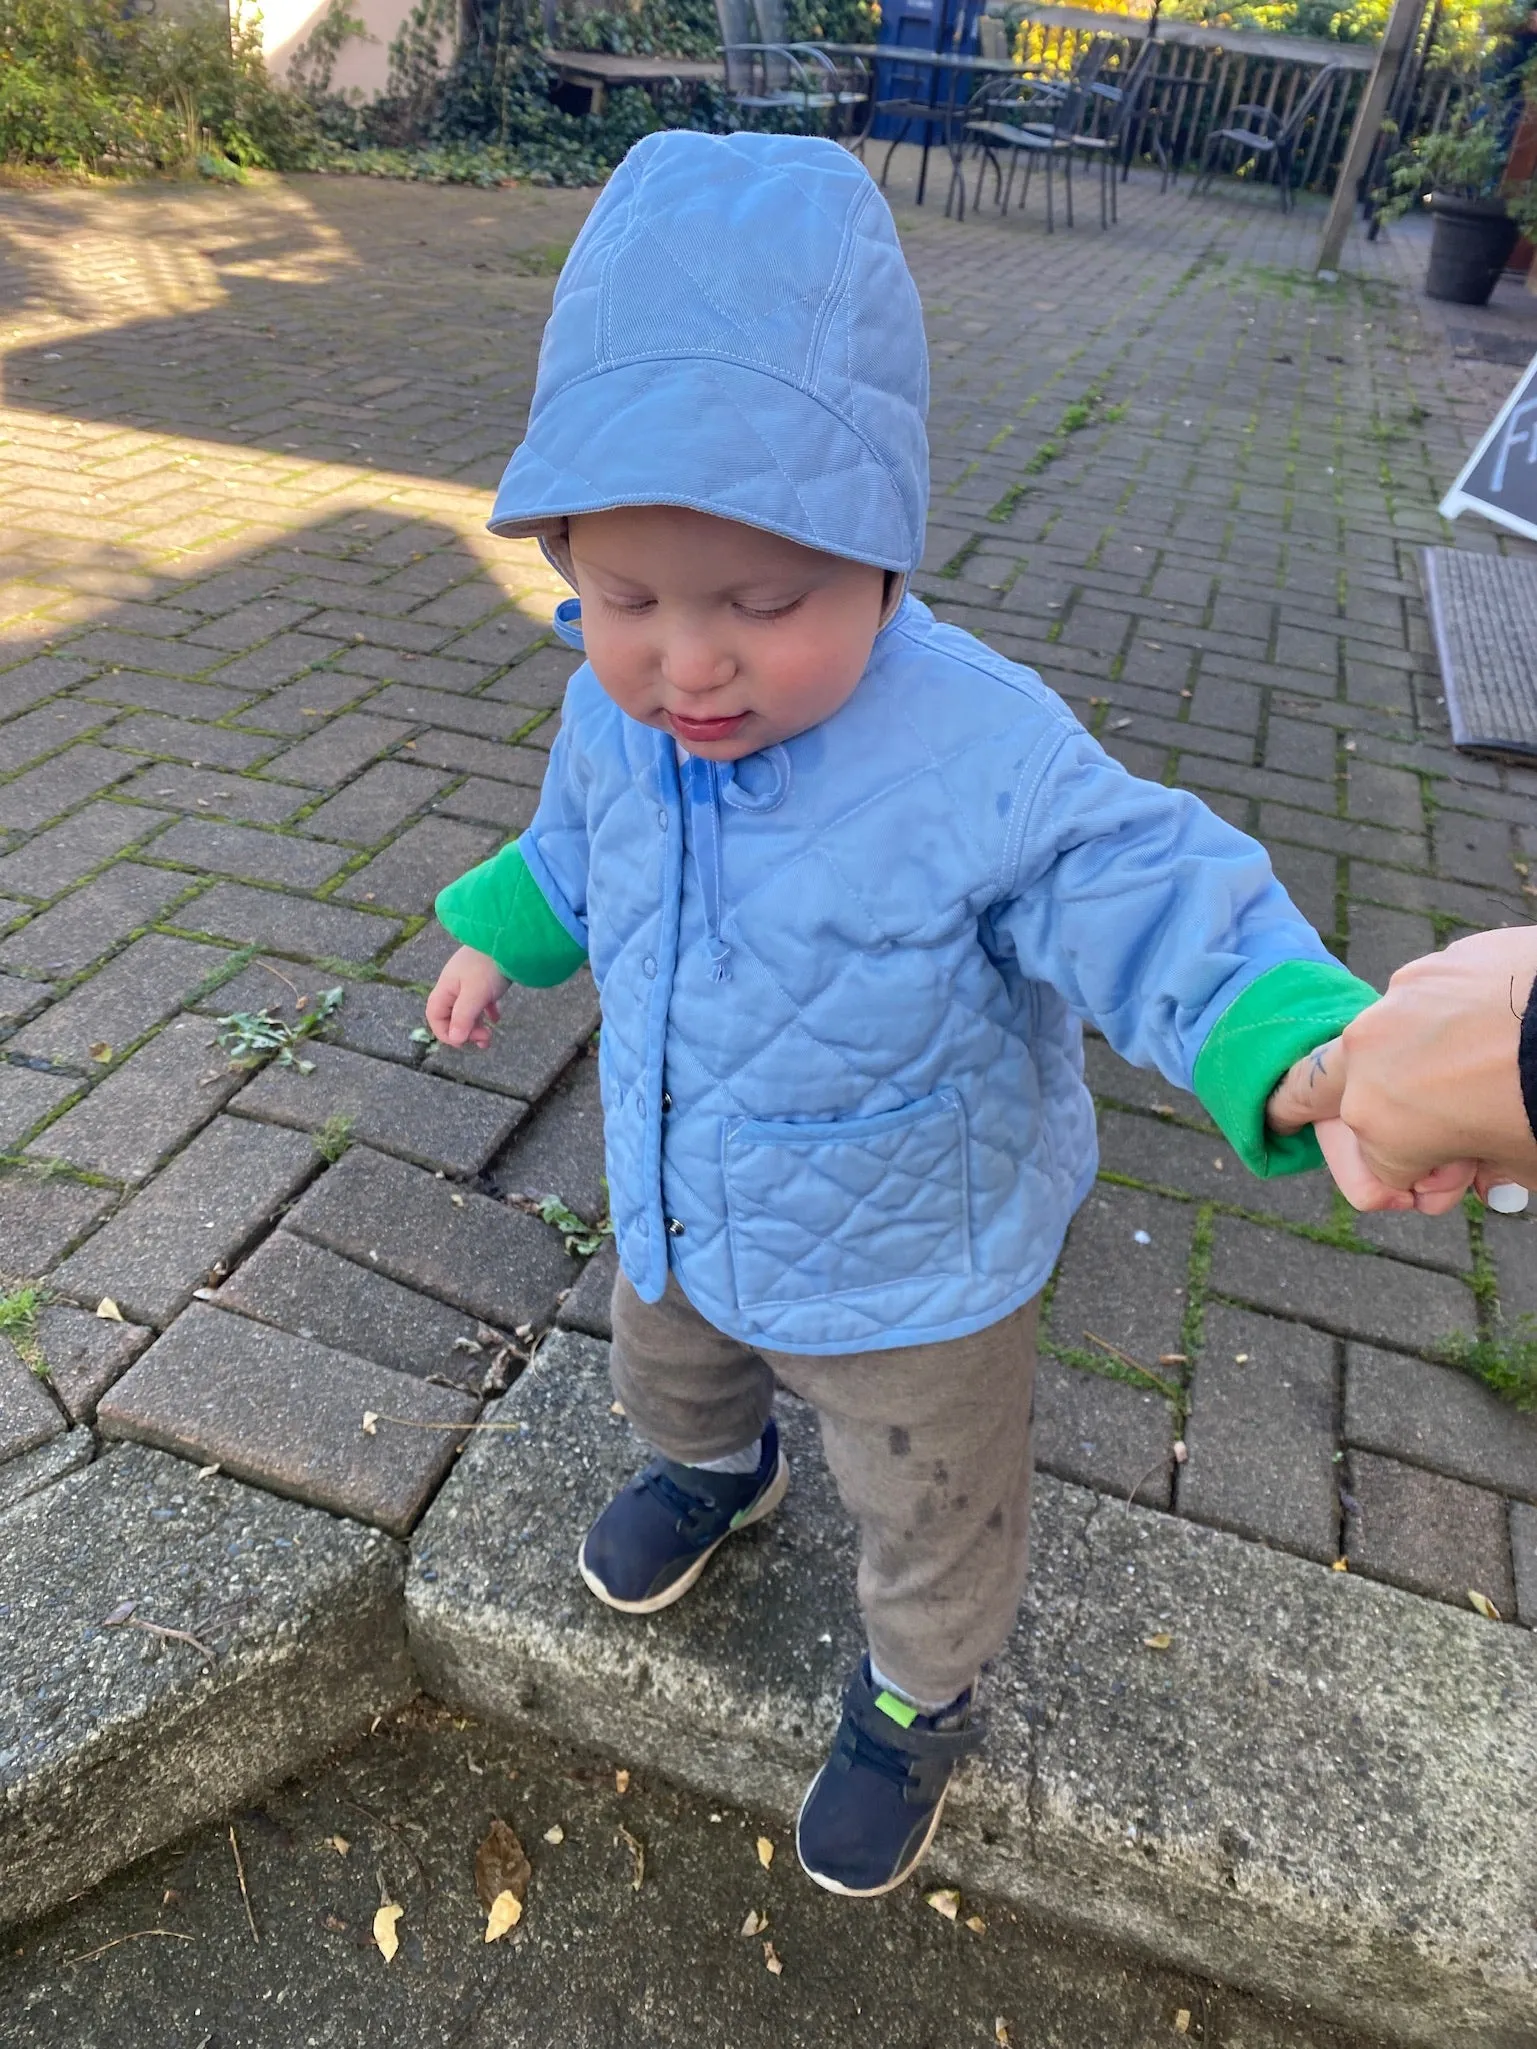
[438,130,1371,1354]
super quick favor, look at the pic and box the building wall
[259,0,433,97]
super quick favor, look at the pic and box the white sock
[868,1656,958,1719]
[691,1436,764,1476]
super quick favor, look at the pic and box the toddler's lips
[668,710,749,743]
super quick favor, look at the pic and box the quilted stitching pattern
[520,598,1323,1355]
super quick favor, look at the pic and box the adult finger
[1314,1117,1416,1211]
[1265,1036,1346,1134]
[1409,1158,1478,1216]
[1473,1164,1533,1213]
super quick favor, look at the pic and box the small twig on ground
[101,1602,217,1669]
[1124,1457,1167,1510]
[617,1825,645,1891]
[229,1824,259,1944]
[1081,1332,1182,1401]
[256,959,308,1008]
[342,1795,432,1921]
[64,1928,195,1966]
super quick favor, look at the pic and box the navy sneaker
[577,1419,788,1614]
[796,1657,983,1897]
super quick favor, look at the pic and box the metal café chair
[1191,61,1344,212]
[955,67,1090,230]
[1062,36,1169,225]
[715,0,842,131]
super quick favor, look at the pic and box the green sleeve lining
[1192,958,1377,1178]
[434,843,588,989]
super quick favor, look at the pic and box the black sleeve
[1521,972,1537,1145]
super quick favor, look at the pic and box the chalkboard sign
[1439,349,1537,543]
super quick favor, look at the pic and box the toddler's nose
[661,634,735,696]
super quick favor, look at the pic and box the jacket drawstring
[685,753,732,982]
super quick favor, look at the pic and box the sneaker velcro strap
[844,1671,988,1764]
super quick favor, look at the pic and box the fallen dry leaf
[474,1819,532,1913]
[614,1769,630,1795]
[1143,1633,1173,1651]
[617,1824,645,1891]
[322,1912,348,1933]
[483,1890,522,1943]
[925,1887,961,1921]
[95,1298,124,1322]
[1469,1590,1502,1621]
[1172,1439,1188,1466]
[361,1411,378,1436]
[755,1836,775,1869]
[763,1940,783,1975]
[1331,1558,1349,1573]
[740,1908,767,1937]
[543,1825,564,1846]
[1174,2010,1191,2035]
[450,1193,466,1208]
[965,1915,986,1934]
[88,1042,113,1063]
[373,1902,402,1963]
[995,2021,1012,2047]
[326,1835,350,1857]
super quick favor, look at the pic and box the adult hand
[1268,928,1537,1208]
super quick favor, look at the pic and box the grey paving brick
[0,654,98,718]
[98,1300,475,1537]
[51,1116,318,1327]
[1492,1221,1537,1320]
[58,630,216,677]
[178,881,401,964]
[0,701,118,769]
[431,777,538,834]
[112,762,305,825]
[73,671,255,721]
[1096,1106,1334,1226]
[427,969,598,1101]
[6,932,231,1070]
[301,609,449,654]
[1435,811,1519,892]
[26,1013,242,1182]
[1209,1218,1474,1354]
[1265,718,1337,783]
[335,816,500,915]
[264,713,415,789]
[207,629,346,692]
[380,919,457,986]
[1344,759,1422,830]
[1351,1200,1472,1270]
[106,714,277,771]
[229,669,372,735]
[1032,1353,1173,1508]
[0,745,137,830]
[0,1065,77,1150]
[0,1168,117,1281]
[0,1427,92,1517]
[286,1142,580,1332]
[35,1301,152,1422]
[295,760,450,845]
[1080,1031,1210,1127]
[186,595,321,651]
[233,1041,522,1177]
[483,644,579,709]
[488,1052,605,1220]
[1345,1449,1514,1613]
[0,799,170,899]
[217,1229,486,1389]
[0,863,191,977]
[1345,1343,1537,1504]
[1348,859,1526,932]
[437,611,550,664]
[148,819,349,890]
[332,646,498,694]
[1047,1184,1195,1370]
[556,1238,618,1341]
[405,729,551,787]
[1512,1500,1537,1628]
[366,685,535,744]
[1180,1306,1338,1562]
[0,1335,65,1464]
[1344,903,1435,993]
[1266,842,1338,936]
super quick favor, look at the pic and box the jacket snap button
[666,1216,686,1236]
[642,955,657,978]
[657,808,668,831]
[661,1091,673,1113]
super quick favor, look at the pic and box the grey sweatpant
[609,1273,1039,1707]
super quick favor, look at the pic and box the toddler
[427,130,1382,1898]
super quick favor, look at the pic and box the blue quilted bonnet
[487,129,929,571]
[483,133,1332,1352]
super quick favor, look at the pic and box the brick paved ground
[2,164,1535,1615]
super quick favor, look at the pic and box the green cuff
[1193,958,1377,1178]
[435,843,587,988]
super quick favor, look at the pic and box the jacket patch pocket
[723,1090,971,1312]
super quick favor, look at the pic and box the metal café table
[815,44,1043,205]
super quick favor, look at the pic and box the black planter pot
[1424,194,1521,306]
